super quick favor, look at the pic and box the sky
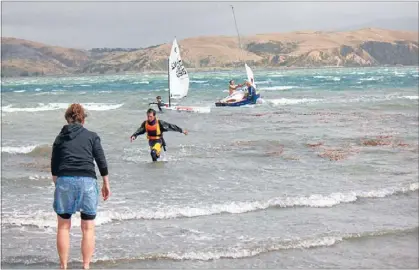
[2,0,418,49]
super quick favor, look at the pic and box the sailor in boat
[130,108,188,161]
[228,80,243,96]
[244,80,258,103]
[149,96,166,112]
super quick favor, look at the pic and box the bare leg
[57,216,71,269]
[81,219,95,269]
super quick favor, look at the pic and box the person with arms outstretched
[149,96,166,112]
[130,108,188,161]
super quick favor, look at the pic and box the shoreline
[1,64,417,80]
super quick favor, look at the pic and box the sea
[1,66,418,269]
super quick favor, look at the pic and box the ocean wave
[190,80,208,84]
[1,145,39,154]
[267,98,321,105]
[148,227,418,261]
[133,81,150,84]
[399,96,419,100]
[3,182,417,228]
[262,86,296,91]
[4,226,416,265]
[2,144,52,158]
[2,102,124,112]
[313,76,340,81]
[255,80,272,85]
[13,90,26,93]
[359,76,383,81]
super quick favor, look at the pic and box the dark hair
[147,108,156,116]
[229,80,233,84]
[65,103,86,124]
[156,96,161,99]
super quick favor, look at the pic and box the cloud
[2,1,418,49]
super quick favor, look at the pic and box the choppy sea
[1,66,418,268]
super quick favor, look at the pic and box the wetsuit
[149,101,166,112]
[131,118,184,161]
[247,86,257,102]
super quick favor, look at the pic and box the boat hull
[215,94,261,107]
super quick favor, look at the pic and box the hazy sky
[2,0,418,49]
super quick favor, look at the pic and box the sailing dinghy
[160,38,210,113]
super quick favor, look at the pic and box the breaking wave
[3,226,417,265]
[267,98,321,105]
[262,86,296,91]
[2,103,124,112]
[3,182,417,228]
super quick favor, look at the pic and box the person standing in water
[130,108,188,161]
[51,103,111,269]
[149,96,166,112]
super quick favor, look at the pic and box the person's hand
[130,136,136,142]
[101,177,111,201]
[183,130,188,135]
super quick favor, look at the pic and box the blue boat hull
[215,94,261,107]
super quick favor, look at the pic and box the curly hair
[65,103,87,124]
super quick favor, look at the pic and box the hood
[55,123,85,144]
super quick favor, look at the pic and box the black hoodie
[51,123,108,179]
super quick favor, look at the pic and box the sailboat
[214,6,261,107]
[161,38,211,113]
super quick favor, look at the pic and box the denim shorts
[53,176,99,219]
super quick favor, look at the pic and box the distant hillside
[2,28,418,77]
[1,37,89,77]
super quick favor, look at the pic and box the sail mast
[168,57,171,107]
[231,5,244,64]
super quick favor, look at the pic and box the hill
[2,28,418,77]
[1,37,89,77]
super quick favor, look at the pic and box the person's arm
[51,141,59,185]
[131,121,146,138]
[92,135,111,201]
[92,135,108,177]
[159,120,188,134]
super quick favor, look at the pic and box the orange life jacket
[145,118,161,140]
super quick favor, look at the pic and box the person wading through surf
[51,103,111,270]
[130,108,188,161]
[149,96,166,112]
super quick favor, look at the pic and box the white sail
[245,63,256,88]
[169,38,189,99]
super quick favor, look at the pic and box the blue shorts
[53,176,99,220]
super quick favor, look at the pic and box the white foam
[262,86,295,91]
[133,81,150,84]
[359,76,383,81]
[1,145,38,154]
[4,182,416,229]
[190,80,208,84]
[313,76,340,81]
[13,90,26,93]
[35,88,42,91]
[161,235,341,261]
[2,103,124,112]
[268,98,321,105]
[399,96,419,100]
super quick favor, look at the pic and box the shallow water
[1,66,418,268]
